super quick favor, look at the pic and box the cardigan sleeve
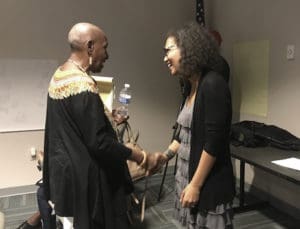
[66,91,132,162]
[202,73,231,157]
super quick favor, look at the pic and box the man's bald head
[68,22,104,51]
[67,22,108,73]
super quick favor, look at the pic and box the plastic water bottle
[118,83,131,117]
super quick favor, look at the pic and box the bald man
[209,30,230,83]
[43,22,166,229]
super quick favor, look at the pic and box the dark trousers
[37,185,56,229]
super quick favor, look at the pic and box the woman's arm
[180,150,215,208]
[189,150,216,189]
[163,140,180,160]
[168,140,180,153]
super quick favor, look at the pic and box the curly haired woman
[161,22,235,229]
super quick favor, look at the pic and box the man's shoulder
[202,70,224,85]
[48,68,98,99]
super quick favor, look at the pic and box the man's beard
[90,64,103,73]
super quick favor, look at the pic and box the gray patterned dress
[173,101,234,229]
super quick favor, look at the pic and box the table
[230,145,300,213]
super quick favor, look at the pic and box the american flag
[196,0,205,26]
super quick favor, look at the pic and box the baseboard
[0,185,37,198]
[0,185,38,226]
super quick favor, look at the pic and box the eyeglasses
[163,45,178,56]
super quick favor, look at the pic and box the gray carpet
[1,167,299,229]
[130,167,300,229]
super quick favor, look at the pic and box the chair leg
[157,161,169,201]
[173,154,178,175]
[157,153,179,201]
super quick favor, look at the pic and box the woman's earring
[89,56,93,66]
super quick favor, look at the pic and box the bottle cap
[124,83,130,88]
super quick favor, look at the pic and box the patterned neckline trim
[67,59,88,74]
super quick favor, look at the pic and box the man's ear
[87,40,94,54]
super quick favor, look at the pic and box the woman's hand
[180,183,200,208]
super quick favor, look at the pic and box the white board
[0,59,58,132]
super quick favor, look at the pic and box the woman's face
[163,36,181,76]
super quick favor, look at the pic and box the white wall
[0,0,195,188]
[205,0,300,216]
[0,131,44,188]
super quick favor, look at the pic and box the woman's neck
[186,73,200,106]
[189,73,200,95]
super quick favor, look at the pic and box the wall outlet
[30,147,37,160]
[287,44,295,60]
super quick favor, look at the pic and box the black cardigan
[179,71,235,211]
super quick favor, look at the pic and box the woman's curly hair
[167,22,220,77]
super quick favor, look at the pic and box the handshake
[126,143,169,176]
[111,110,176,176]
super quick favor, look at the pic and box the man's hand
[112,108,129,125]
[36,150,44,171]
[125,144,168,175]
[146,152,168,175]
[125,142,144,165]
[36,150,44,162]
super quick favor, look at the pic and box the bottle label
[119,97,131,104]
[119,94,131,104]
